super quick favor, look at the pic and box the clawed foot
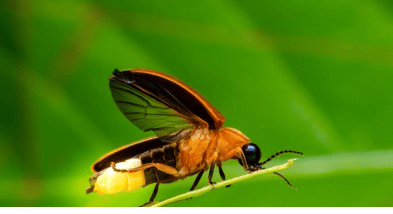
[208,181,217,185]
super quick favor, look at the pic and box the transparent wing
[110,70,206,141]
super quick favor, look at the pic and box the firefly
[86,69,303,205]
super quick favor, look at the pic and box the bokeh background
[1,0,393,207]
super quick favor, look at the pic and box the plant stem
[150,158,297,207]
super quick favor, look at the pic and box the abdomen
[87,142,180,195]
[139,142,180,184]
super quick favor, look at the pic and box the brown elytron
[86,69,303,206]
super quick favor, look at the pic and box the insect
[86,69,303,206]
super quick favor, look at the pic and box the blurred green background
[1,0,393,207]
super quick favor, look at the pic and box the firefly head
[237,142,304,189]
[238,143,263,172]
[239,143,305,173]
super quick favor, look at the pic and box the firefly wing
[110,69,225,141]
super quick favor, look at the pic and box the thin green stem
[150,158,297,207]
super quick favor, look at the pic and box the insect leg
[218,165,225,180]
[111,162,181,177]
[208,163,216,185]
[148,167,161,203]
[221,147,249,170]
[150,183,160,201]
[233,148,249,170]
[140,183,160,207]
[189,170,204,191]
[184,170,205,201]
[217,165,231,188]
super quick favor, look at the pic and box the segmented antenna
[260,150,303,166]
[273,171,297,190]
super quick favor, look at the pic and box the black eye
[241,143,261,166]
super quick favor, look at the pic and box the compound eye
[241,143,261,166]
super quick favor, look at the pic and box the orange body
[177,127,250,177]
